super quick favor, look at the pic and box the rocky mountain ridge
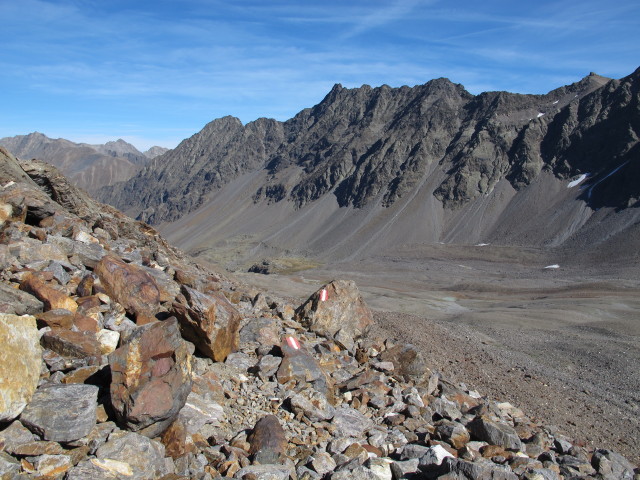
[0,133,167,193]
[96,68,639,265]
[1,147,637,479]
[99,70,630,221]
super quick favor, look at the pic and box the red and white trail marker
[286,336,300,350]
[319,289,328,302]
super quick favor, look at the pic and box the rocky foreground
[0,147,637,479]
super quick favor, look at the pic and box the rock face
[0,314,42,422]
[170,285,241,361]
[295,280,373,345]
[109,317,193,437]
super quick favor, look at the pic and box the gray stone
[44,260,71,285]
[235,463,294,480]
[95,430,169,480]
[240,317,281,347]
[418,445,454,468]
[0,283,43,315]
[553,436,572,454]
[310,452,337,475]
[591,449,635,479]
[179,392,225,435]
[0,451,20,476]
[431,397,463,421]
[399,444,431,460]
[0,420,37,454]
[20,383,98,443]
[290,388,335,422]
[389,458,420,480]
[31,454,73,477]
[332,407,374,438]
[365,457,393,480]
[66,458,136,480]
[226,352,257,371]
[468,416,522,451]
[0,314,42,422]
[441,457,518,480]
[259,354,282,377]
[331,466,379,480]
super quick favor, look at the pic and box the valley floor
[234,243,640,464]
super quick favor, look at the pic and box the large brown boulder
[94,255,161,324]
[19,273,78,313]
[109,318,193,438]
[0,314,42,422]
[295,280,373,345]
[170,285,241,362]
[248,415,287,464]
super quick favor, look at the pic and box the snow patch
[553,100,559,105]
[544,264,560,269]
[567,173,589,188]
[475,243,490,246]
[537,112,545,118]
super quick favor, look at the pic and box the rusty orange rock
[109,317,192,438]
[170,286,241,362]
[94,255,160,324]
[20,273,78,313]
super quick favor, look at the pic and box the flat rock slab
[0,314,42,422]
[20,383,98,443]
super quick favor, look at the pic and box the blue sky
[1,0,638,151]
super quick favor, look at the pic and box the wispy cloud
[1,0,638,150]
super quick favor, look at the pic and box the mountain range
[94,68,639,269]
[0,133,168,192]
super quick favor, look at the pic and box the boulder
[290,388,335,422]
[170,285,241,362]
[332,407,374,438]
[94,255,161,324]
[248,415,287,464]
[0,283,43,315]
[379,344,431,383]
[295,280,373,341]
[441,457,518,479]
[468,416,523,451]
[19,272,78,312]
[20,383,98,442]
[591,449,635,479]
[276,336,335,401]
[0,314,42,422]
[40,328,102,359]
[109,317,193,437]
[94,430,170,480]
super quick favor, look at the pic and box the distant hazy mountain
[99,68,639,264]
[0,133,168,192]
